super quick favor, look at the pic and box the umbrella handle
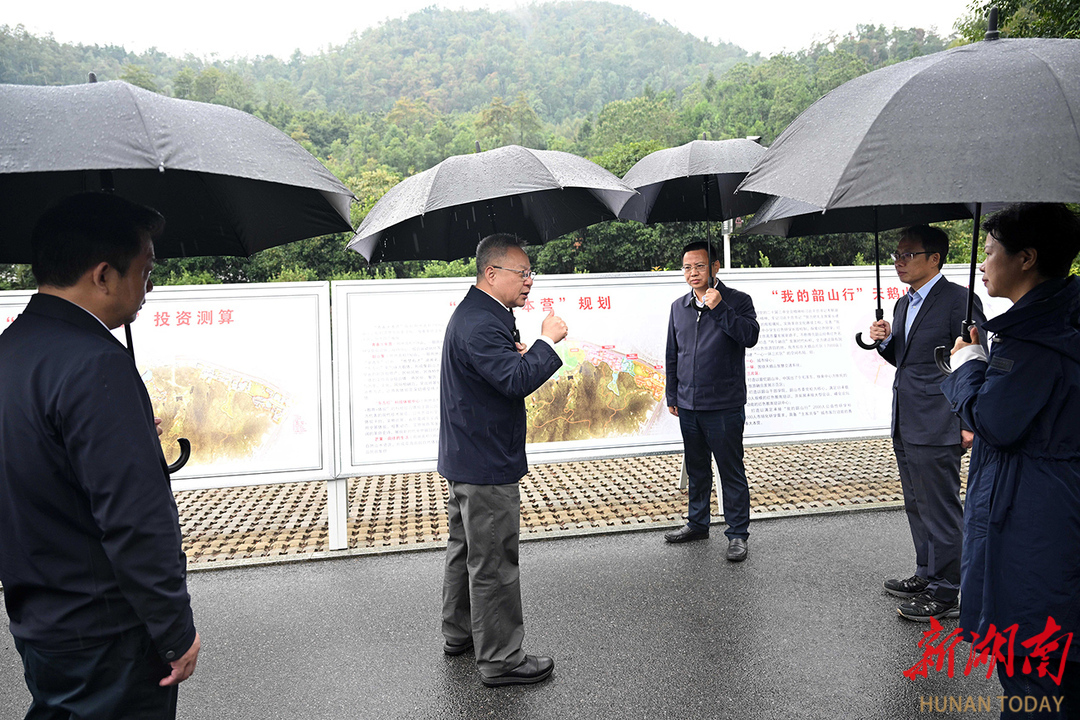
[854,307,884,350]
[167,438,191,474]
[934,346,953,376]
[855,332,880,350]
[936,320,977,376]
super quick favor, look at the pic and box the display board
[3,266,1007,485]
[1,283,335,491]
[334,265,1005,476]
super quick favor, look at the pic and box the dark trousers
[679,407,750,539]
[442,480,526,678]
[893,434,964,603]
[14,625,176,720]
[997,660,1080,719]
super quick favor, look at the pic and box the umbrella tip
[474,141,482,154]
[985,6,1000,40]
[702,132,707,141]
[87,72,98,83]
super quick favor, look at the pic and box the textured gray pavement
[0,507,999,720]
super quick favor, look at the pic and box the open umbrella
[738,13,1080,369]
[619,137,767,275]
[0,80,354,262]
[740,195,975,348]
[348,144,637,263]
[0,78,356,470]
[619,138,767,224]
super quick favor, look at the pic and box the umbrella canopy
[738,28,1080,370]
[349,145,637,263]
[738,37,1080,209]
[0,80,354,262]
[740,196,973,237]
[619,138,767,223]
[741,195,978,349]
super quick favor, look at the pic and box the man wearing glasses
[664,241,759,562]
[868,225,984,622]
[438,233,567,687]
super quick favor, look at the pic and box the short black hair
[31,192,164,288]
[900,225,949,270]
[982,203,1080,279]
[476,233,527,280]
[681,241,719,262]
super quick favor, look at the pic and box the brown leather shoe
[481,655,555,687]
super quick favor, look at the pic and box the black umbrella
[0,80,355,263]
[740,195,975,348]
[348,144,637,263]
[739,14,1080,369]
[0,79,356,471]
[619,138,768,277]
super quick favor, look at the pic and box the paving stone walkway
[176,437,969,566]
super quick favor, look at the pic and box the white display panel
[334,265,1004,476]
[1,283,335,491]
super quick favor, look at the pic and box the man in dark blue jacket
[869,225,984,622]
[438,234,566,687]
[0,193,200,718]
[663,242,759,561]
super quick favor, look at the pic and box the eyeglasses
[492,266,537,280]
[891,251,934,264]
[681,263,710,274]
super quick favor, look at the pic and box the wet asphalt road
[0,508,999,720]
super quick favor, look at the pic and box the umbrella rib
[1022,46,1080,146]
[825,53,954,209]
[118,83,166,171]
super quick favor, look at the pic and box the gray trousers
[442,481,525,677]
[892,435,964,603]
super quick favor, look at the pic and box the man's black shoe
[481,655,554,687]
[883,574,929,599]
[664,525,709,543]
[726,537,748,562]
[443,638,473,656]
[897,593,960,622]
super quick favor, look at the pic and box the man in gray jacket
[663,241,759,561]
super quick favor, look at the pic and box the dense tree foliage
[957,0,1080,40]
[1,3,990,289]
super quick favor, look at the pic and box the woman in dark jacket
[943,203,1080,718]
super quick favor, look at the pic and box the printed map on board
[526,339,666,443]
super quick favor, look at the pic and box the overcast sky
[6,0,973,60]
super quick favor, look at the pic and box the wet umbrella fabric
[737,34,1080,369]
[348,145,637,263]
[619,138,767,224]
[740,196,973,237]
[0,80,354,263]
[737,38,1080,209]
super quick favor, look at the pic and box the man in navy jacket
[438,234,566,687]
[664,242,759,562]
[0,193,199,718]
[869,225,984,622]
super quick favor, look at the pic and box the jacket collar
[23,293,127,350]
[467,285,516,332]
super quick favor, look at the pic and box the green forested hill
[0,4,967,285]
[310,2,749,119]
[1,2,749,120]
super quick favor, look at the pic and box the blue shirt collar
[909,272,943,302]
